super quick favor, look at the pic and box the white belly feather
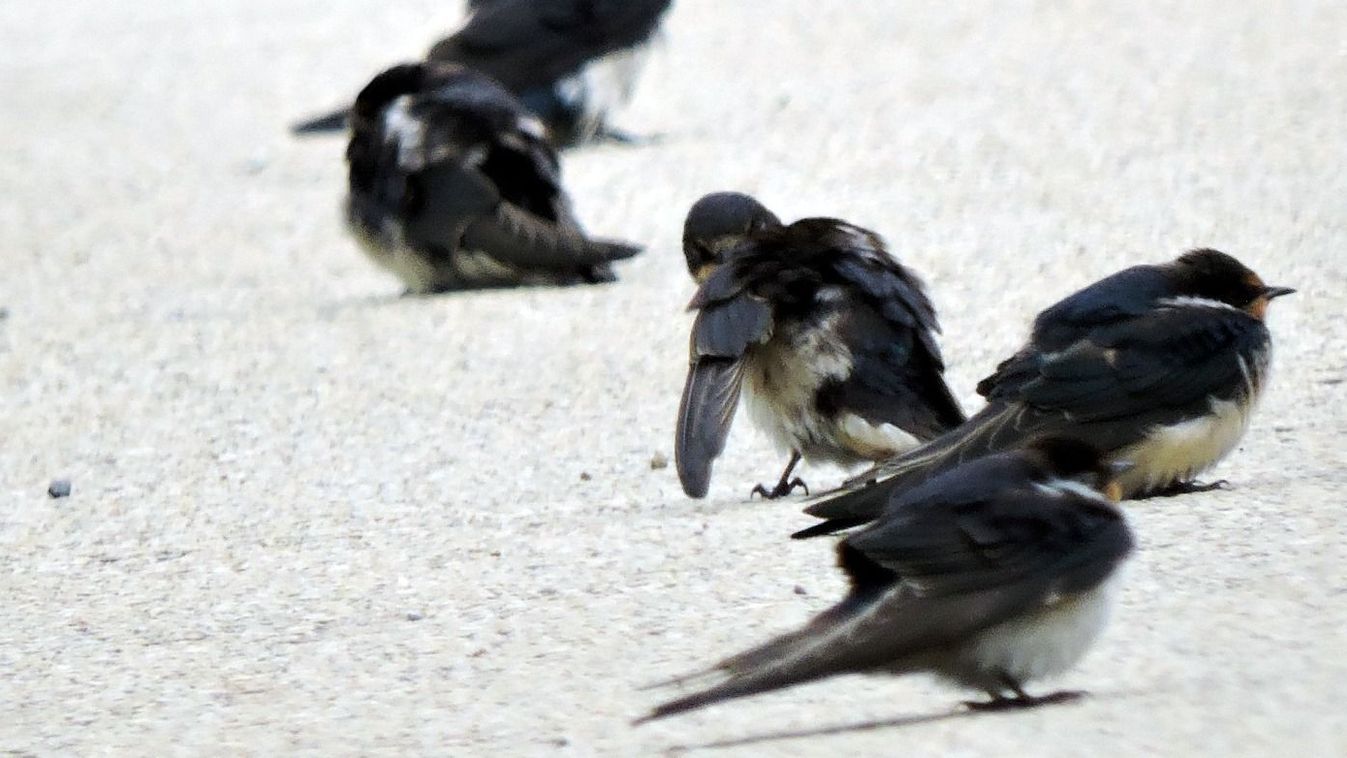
[1116,397,1253,494]
[961,572,1122,685]
[557,42,652,139]
[742,314,851,455]
[741,308,924,465]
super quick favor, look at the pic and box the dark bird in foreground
[675,192,965,500]
[294,0,673,148]
[344,62,641,293]
[796,249,1293,538]
[638,438,1133,723]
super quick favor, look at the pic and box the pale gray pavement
[2,1,1346,755]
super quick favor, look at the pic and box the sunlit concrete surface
[1,1,1344,754]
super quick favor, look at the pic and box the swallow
[795,248,1293,538]
[344,62,641,293]
[675,192,965,500]
[638,437,1134,723]
[294,0,673,148]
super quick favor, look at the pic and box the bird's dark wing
[640,487,1131,722]
[675,288,773,498]
[399,160,502,252]
[977,264,1173,398]
[797,303,1269,537]
[675,358,746,499]
[848,487,1133,601]
[429,0,671,90]
[821,304,966,441]
[793,402,1026,538]
[638,579,1028,722]
[1031,264,1175,348]
[794,219,965,438]
[1017,303,1269,423]
[821,223,941,355]
[975,344,1039,400]
[459,203,641,270]
[699,453,1025,672]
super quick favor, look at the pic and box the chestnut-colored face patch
[1248,295,1270,320]
[1243,271,1268,318]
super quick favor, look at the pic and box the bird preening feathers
[344,62,641,294]
[795,249,1293,539]
[639,437,1135,723]
[675,192,965,500]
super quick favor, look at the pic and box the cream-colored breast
[962,573,1121,684]
[742,313,852,456]
[1115,396,1253,495]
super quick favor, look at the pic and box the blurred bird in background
[344,62,641,293]
[294,0,673,148]
[676,192,964,500]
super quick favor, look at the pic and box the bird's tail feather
[636,589,891,723]
[794,404,1023,538]
[462,204,642,271]
[291,107,350,135]
[636,634,853,724]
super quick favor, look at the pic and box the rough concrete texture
[2,1,1345,755]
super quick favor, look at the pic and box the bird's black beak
[1263,285,1296,299]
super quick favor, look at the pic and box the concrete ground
[2,1,1345,754]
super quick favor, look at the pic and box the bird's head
[681,192,781,283]
[1171,249,1295,319]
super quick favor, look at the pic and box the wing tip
[790,518,868,540]
[674,416,713,499]
[674,357,745,499]
[676,463,711,499]
[634,685,735,725]
[599,240,643,262]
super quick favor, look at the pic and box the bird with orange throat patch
[797,249,1294,538]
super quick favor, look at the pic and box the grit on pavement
[2,1,1345,755]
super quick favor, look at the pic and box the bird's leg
[750,451,809,499]
[1139,479,1231,499]
[964,676,1085,711]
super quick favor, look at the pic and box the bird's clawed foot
[1143,479,1231,498]
[750,477,809,500]
[964,690,1085,711]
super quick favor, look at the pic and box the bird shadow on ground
[312,287,521,319]
[314,277,629,318]
[665,709,971,752]
[313,292,405,319]
[664,688,1150,752]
